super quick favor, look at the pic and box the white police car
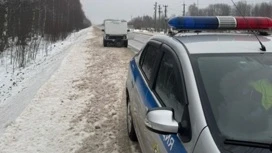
[126,16,272,153]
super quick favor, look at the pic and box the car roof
[152,33,272,54]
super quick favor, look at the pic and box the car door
[132,40,162,152]
[146,44,191,153]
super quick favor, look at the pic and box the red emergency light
[235,17,272,30]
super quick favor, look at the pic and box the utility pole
[158,5,162,32]
[163,5,168,33]
[183,2,186,16]
[197,0,199,16]
[154,2,157,32]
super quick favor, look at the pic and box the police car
[125,16,272,153]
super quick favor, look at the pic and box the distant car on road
[125,16,272,153]
[102,20,129,47]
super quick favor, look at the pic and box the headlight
[106,35,109,39]
[123,35,127,39]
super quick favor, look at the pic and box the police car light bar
[168,16,272,30]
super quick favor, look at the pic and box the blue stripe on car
[131,59,187,153]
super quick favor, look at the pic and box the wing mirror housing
[102,29,105,32]
[145,108,179,134]
[127,29,130,32]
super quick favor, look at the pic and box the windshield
[192,53,272,143]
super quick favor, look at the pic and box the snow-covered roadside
[0,30,80,105]
[0,27,141,153]
[72,28,141,153]
[0,28,92,135]
[0,27,94,153]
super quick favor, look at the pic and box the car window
[155,53,184,122]
[193,54,272,144]
[141,44,158,80]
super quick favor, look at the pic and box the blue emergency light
[168,16,272,30]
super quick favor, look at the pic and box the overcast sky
[80,0,271,24]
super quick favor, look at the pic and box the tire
[103,39,107,47]
[124,40,128,48]
[115,41,123,47]
[127,98,137,141]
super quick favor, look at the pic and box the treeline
[129,1,272,31]
[0,0,91,67]
[188,1,272,16]
[128,16,154,30]
[128,15,168,32]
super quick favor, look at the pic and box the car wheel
[127,99,137,141]
[116,41,122,47]
[124,40,128,48]
[103,39,107,47]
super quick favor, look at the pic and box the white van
[102,20,129,47]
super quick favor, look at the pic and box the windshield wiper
[224,139,272,151]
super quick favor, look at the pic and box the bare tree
[187,3,199,16]
[252,2,272,17]
[233,1,252,16]
[0,0,91,68]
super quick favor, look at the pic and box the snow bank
[0,27,94,136]
[0,29,87,105]
[0,27,94,153]
[0,27,141,153]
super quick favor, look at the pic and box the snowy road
[0,27,141,153]
[128,32,152,51]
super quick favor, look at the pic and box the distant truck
[102,20,129,47]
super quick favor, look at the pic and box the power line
[154,2,157,31]
[158,5,162,19]
[158,5,162,31]
[163,5,168,18]
[163,5,168,33]
[197,0,199,15]
[183,2,186,16]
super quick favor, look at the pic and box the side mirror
[102,29,105,32]
[145,108,179,134]
[127,29,130,32]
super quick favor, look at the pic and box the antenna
[231,0,266,52]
